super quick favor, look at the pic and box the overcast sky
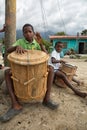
[0,0,87,35]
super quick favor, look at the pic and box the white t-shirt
[48,49,60,70]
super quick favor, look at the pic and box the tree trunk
[4,0,16,66]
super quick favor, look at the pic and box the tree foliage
[81,29,87,35]
[42,38,52,53]
[55,31,66,35]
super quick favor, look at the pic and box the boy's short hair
[22,24,34,32]
[55,41,63,48]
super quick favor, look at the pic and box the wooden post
[4,0,16,66]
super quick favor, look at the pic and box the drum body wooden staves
[8,50,49,102]
[55,63,77,88]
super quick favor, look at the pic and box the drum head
[8,50,49,65]
[63,63,77,68]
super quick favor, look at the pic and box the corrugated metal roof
[49,35,87,40]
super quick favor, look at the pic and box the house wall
[52,39,87,54]
[78,39,87,53]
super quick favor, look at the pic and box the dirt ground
[0,55,87,130]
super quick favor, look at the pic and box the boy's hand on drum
[60,60,66,64]
[16,46,27,54]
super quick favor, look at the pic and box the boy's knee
[5,68,11,76]
[59,72,66,79]
[48,66,54,73]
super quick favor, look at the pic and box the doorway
[78,42,84,54]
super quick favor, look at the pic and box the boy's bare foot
[77,81,84,86]
[75,90,87,98]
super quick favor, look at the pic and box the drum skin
[8,50,49,102]
[55,63,77,88]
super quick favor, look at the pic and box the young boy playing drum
[0,24,58,122]
[48,41,87,98]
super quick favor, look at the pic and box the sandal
[42,100,59,110]
[0,108,22,122]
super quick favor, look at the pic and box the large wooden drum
[8,50,49,102]
[55,63,77,88]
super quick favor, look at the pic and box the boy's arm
[0,24,6,32]
[35,32,48,54]
[7,39,27,54]
[40,44,48,54]
[7,46,27,54]
[51,57,60,63]
[7,46,17,53]
[51,57,66,64]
